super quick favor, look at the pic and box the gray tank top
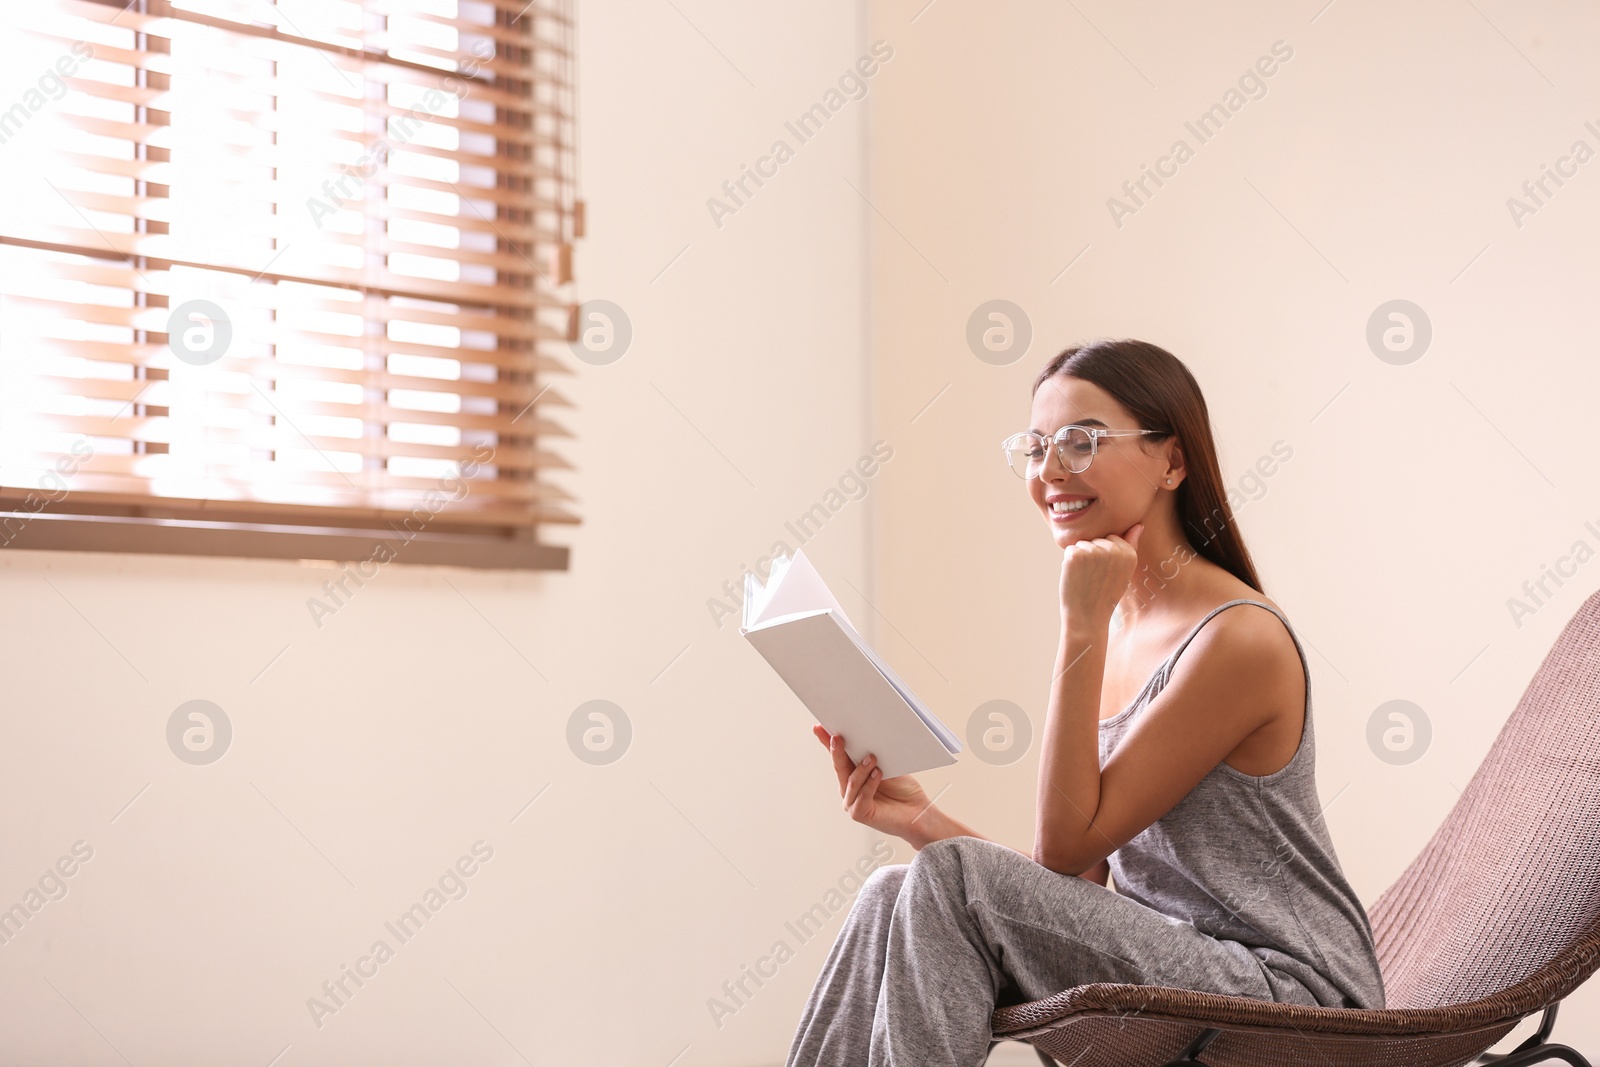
[1098,598,1387,1009]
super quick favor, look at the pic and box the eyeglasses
[1000,425,1168,479]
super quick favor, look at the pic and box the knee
[857,861,910,909]
[913,835,984,869]
[904,836,981,899]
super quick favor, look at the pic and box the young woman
[784,339,1385,1067]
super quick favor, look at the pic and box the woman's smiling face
[1025,375,1179,548]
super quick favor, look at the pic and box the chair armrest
[993,925,1600,1042]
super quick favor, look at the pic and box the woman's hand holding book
[814,725,937,846]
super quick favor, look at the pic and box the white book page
[742,549,854,632]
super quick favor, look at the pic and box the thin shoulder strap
[1155,598,1300,690]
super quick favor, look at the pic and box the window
[0,0,581,570]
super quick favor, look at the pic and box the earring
[1165,478,1172,485]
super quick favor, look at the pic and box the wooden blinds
[0,0,581,570]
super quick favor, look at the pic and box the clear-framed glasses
[1000,425,1168,479]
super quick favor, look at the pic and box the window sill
[0,511,569,571]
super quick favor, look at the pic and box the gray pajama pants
[784,836,1315,1067]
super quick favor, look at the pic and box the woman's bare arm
[910,805,1113,884]
[1034,606,1293,875]
[905,805,1020,854]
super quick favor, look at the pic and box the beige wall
[2,1,1599,1064]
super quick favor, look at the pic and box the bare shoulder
[1214,599,1299,665]
[1184,598,1297,666]
[1182,593,1308,774]
[1156,556,1305,710]
[1178,593,1305,718]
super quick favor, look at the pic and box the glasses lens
[1005,434,1046,478]
[1058,427,1094,472]
[1005,428,1094,478]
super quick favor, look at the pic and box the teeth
[1052,499,1092,512]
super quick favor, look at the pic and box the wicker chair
[992,586,1600,1067]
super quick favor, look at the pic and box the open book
[740,549,961,778]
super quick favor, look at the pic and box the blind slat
[29,371,573,416]
[1,232,564,308]
[16,386,574,439]
[0,485,582,526]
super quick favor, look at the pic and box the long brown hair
[1031,338,1264,594]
